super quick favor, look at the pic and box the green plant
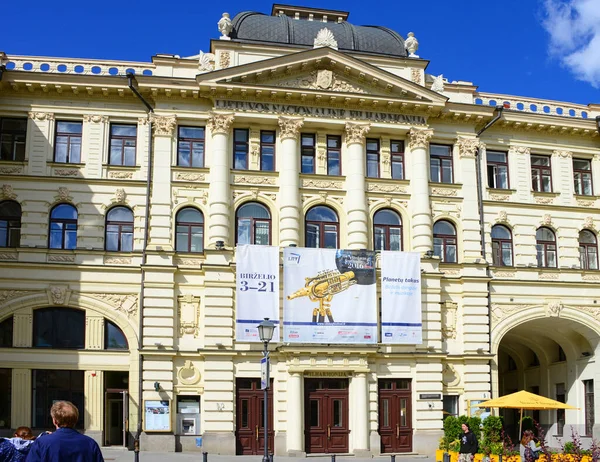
[521,416,534,434]
[449,439,461,453]
[563,441,576,454]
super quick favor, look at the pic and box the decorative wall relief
[546,300,564,317]
[442,363,461,387]
[178,294,201,337]
[177,360,202,386]
[1,185,16,200]
[151,115,177,137]
[441,300,458,339]
[88,293,139,318]
[47,286,70,305]
[207,112,234,135]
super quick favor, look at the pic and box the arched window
[491,225,513,267]
[33,307,85,349]
[579,230,598,270]
[373,209,402,251]
[433,220,457,263]
[236,202,271,245]
[536,227,557,268]
[105,206,134,252]
[49,204,77,250]
[176,207,204,253]
[105,320,128,350]
[305,206,339,249]
[0,200,21,248]
[0,316,13,348]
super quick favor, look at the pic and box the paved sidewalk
[101,450,431,462]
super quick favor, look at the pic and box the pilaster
[84,370,104,431]
[147,114,177,251]
[278,117,304,247]
[553,150,574,206]
[11,369,31,427]
[86,315,104,350]
[344,122,370,249]
[207,112,235,247]
[83,115,108,178]
[27,112,53,176]
[408,128,434,253]
[13,308,32,348]
[457,137,482,262]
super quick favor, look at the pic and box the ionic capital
[83,114,109,124]
[553,150,572,158]
[278,117,304,141]
[28,112,54,121]
[407,127,434,150]
[345,122,371,145]
[207,112,235,136]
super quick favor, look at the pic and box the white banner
[236,245,280,342]
[284,247,377,343]
[381,251,422,344]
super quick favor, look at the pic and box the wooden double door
[378,379,413,453]
[235,378,273,455]
[304,378,349,454]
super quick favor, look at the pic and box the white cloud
[542,0,600,88]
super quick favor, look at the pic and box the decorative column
[345,122,370,249]
[207,112,235,247]
[408,128,434,253]
[148,114,177,251]
[353,372,369,455]
[457,137,483,262]
[278,117,304,247]
[84,370,104,436]
[287,372,303,453]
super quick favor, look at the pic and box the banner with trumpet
[283,247,377,344]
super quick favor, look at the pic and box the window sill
[487,187,517,194]
[532,190,560,197]
[574,194,599,200]
[48,161,85,167]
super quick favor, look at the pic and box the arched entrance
[492,307,600,446]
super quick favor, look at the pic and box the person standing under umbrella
[459,423,478,462]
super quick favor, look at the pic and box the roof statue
[431,74,445,93]
[314,28,338,50]
[218,12,233,40]
[405,32,419,57]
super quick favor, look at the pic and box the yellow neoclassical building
[1,3,600,455]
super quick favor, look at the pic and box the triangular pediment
[197,47,447,106]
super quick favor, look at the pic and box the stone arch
[0,291,138,349]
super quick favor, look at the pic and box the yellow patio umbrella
[479,390,578,437]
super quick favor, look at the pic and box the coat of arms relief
[272,70,367,94]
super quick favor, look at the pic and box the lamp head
[257,317,276,343]
[154,382,160,392]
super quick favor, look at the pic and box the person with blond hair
[25,401,103,462]
[520,430,540,461]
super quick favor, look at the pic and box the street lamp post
[257,317,275,462]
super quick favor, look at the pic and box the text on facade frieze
[215,100,427,125]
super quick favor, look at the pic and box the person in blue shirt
[25,401,104,462]
[0,426,37,462]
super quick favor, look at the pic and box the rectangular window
[260,130,275,171]
[391,140,405,180]
[531,155,552,192]
[584,379,595,436]
[33,370,84,429]
[327,135,341,176]
[54,121,82,164]
[0,118,27,162]
[366,138,380,178]
[233,129,249,170]
[109,124,137,166]
[430,144,453,183]
[574,158,593,196]
[177,126,205,168]
[487,150,509,189]
[301,134,316,174]
[443,395,458,417]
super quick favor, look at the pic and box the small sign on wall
[143,400,172,432]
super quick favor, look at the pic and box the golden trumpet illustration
[287,269,357,322]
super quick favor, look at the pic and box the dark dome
[231,12,407,58]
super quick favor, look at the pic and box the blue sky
[2,0,598,105]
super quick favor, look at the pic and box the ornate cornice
[407,128,433,150]
[207,112,234,136]
[456,137,479,158]
[509,146,531,156]
[151,115,177,137]
[345,122,370,145]
[278,117,304,141]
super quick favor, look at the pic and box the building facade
[0,4,599,455]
